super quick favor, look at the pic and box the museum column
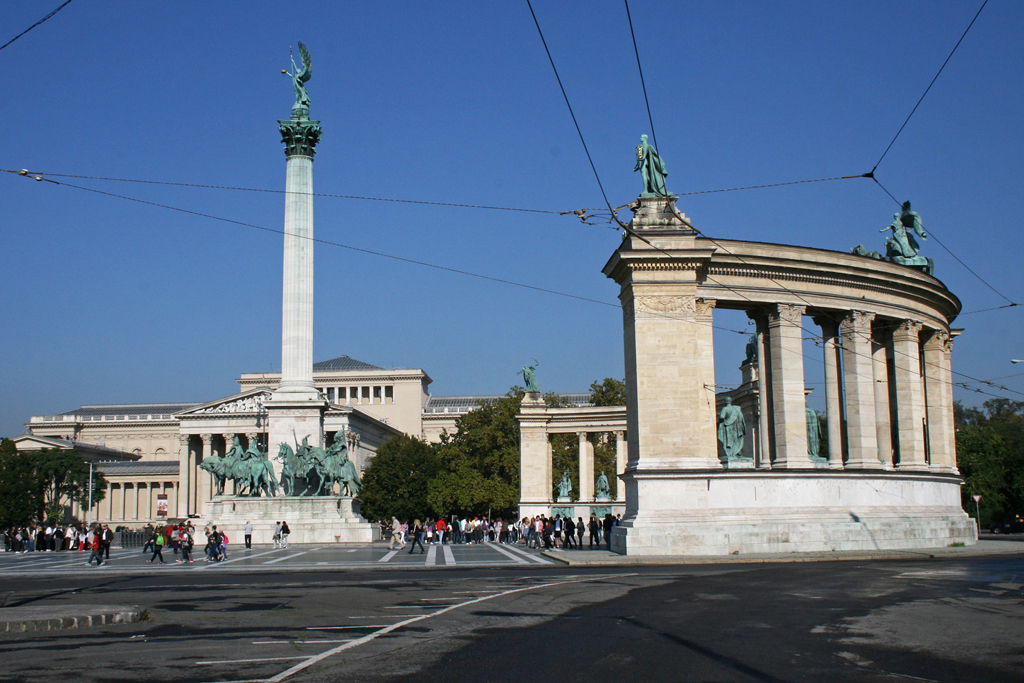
[892,320,929,471]
[752,314,773,469]
[814,316,844,469]
[614,431,627,501]
[198,434,212,510]
[840,311,879,468]
[767,303,809,467]
[923,329,956,474]
[578,431,594,502]
[177,435,190,517]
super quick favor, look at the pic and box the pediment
[176,389,272,417]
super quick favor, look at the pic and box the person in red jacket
[435,518,447,545]
[85,527,104,566]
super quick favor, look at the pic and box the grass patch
[948,542,965,547]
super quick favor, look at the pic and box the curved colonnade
[601,196,976,555]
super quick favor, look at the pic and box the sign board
[157,494,168,517]
[973,495,982,502]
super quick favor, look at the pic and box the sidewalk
[1,605,145,634]
[541,536,1024,566]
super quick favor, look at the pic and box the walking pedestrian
[273,521,282,548]
[280,521,290,548]
[388,517,405,550]
[244,521,253,549]
[148,528,166,564]
[407,520,425,554]
[85,528,103,566]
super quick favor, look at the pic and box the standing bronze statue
[282,42,313,115]
[634,134,668,196]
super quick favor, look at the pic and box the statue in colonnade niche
[744,334,758,365]
[634,134,668,197]
[595,471,611,501]
[556,470,572,500]
[717,396,746,459]
[806,402,824,461]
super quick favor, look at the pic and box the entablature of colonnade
[518,405,627,434]
[174,389,273,434]
[605,236,960,331]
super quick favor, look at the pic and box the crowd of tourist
[384,513,621,551]
[4,523,113,554]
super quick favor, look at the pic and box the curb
[1,605,145,634]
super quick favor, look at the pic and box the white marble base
[202,496,375,545]
[612,471,976,555]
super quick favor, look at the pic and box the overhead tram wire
[0,0,74,51]
[6,169,757,341]
[624,0,658,154]
[871,0,989,174]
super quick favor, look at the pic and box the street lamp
[86,460,94,526]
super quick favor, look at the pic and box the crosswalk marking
[442,544,456,565]
[426,545,437,566]
[378,550,398,563]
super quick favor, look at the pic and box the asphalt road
[1,547,1022,683]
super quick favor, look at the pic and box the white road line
[206,548,284,567]
[418,597,463,601]
[500,543,554,564]
[347,549,358,553]
[196,656,308,666]
[252,639,353,645]
[307,625,389,630]
[263,551,311,565]
[382,605,433,609]
[426,545,437,566]
[348,614,421,618]
[442,544,456,565]
[378,550,398,563]
[264,575,623,683]
[486,543,530,564]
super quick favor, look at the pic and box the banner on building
[157,494,168,517]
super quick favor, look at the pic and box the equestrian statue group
[199,433,361,498]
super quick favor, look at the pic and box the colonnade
[177,431,266,517]
[749,304,957,473]
[74,481,179,524]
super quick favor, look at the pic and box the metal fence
[117,531,148,548]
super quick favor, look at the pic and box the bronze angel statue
[282,41,313,113]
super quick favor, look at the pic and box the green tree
[428,388,524,518]
[590,377,626,406]
[0,439,41,529]
[33,448,107,522]
[955,399,1024,528]
[359,434,440,523]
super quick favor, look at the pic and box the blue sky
[2,1,1022,437]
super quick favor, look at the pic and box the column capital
[893,319,924,341]
[921,327,950,349]
[178,434,190,447]
[576,431,588,439]
[278,118,322,157]
[200,434,212,445]
[768,303,806,326]
[840,310,875,333]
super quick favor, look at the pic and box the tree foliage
[428,388,524,518]
[359,434,440,523]
[0,441,107,525]
[955,399,1024,527]
[590,377,626,406]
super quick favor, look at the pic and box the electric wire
[872,0,989,173]
[624,0,658,154]
[0,0,74,51]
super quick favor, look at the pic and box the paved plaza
[0,541,556,578]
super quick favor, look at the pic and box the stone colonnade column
[577,431,594,502]
[923,329,957,474]
[841,311,879,468]
[892,321,929,471]
[752,314,772,469]
[872,326,894,468]
[614,431,627,501]
[516,394,552,517]
[814,315,845,469]
[767,304,809,467]
[120,483,127,522]
[942,333,959,473]
[177,435,191,518]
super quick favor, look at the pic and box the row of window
[324,385,394,405]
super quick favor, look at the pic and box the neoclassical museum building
[19,356,588,526]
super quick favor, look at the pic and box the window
[385,385,394,404]
[327,387,335,402]
[362,386,370,404]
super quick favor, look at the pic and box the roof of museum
[97,461,180,475]
[423,393,592,414]
[313,355,385,372]
[58,403,201,418]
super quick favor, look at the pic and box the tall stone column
[198,434,212,510]
[751,315,773,469]
[923,329,957,474]
[767,304,809,467]
[872,325,894,469]
[892,320,928,471]
[614,431,627,501]
[578,432,594,502]
[120,484,127,522]
[266,103,328,481]
[177,435,190,518]
[841,311,879,468]
[942,333,960,473]
[517,395,552,519]
[814,315,844,469]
